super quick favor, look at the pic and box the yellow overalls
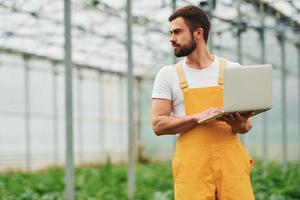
[172,59,255,200]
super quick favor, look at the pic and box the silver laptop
[198,64,273,124]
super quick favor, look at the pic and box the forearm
[152,115,197,136]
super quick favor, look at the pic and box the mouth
[172,44,180,50]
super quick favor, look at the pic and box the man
[151,5,255,200]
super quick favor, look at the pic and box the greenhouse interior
[0,0,300,199]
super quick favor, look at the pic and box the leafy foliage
[0,161,299,200]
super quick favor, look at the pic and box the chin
[175,52,184,57]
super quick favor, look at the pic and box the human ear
[194,28,203,40]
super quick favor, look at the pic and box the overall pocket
[172,145,210,182]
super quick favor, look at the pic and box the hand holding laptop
[217,111,255,133]
[217,111,255,122]
[193,107,255,133]
[191,107,224,123]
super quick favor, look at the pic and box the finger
[206,108,216,114]
[214,109,224,114]
[212,107,224,115]
[246,111,255,117]
[215,107,224,112]
[210,109,217,115]
[234,112,244,121]
[228,113,236,121]
[207,108,223,115]
[204,109,217,117]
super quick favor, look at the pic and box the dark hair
[169,5,210,43]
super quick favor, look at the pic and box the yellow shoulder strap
[175,62,188,92]
[176,58,227,90]
[218,58,228,86]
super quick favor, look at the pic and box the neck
[186,44,214,70]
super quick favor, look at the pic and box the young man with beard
[151,5,255,200]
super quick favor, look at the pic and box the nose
[170,33,175,44]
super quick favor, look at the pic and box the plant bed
[0,161,299,200]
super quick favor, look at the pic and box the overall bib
[172,59,255,200]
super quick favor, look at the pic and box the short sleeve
[152,67,172,100]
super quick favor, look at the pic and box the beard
[173,37,196,57]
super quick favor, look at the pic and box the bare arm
[151,98,223,136]
[151,99,196,135]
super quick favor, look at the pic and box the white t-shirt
[152,56,241,117]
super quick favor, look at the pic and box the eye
[173,29,180,34]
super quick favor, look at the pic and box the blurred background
[0,0,299,199]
